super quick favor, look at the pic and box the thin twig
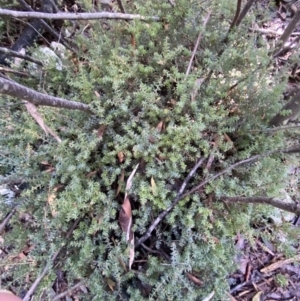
[185,11,211,78]
[0,9,159,21]
[261,254,300,273]
[116,0,126,14]
[22,218,81,301]
[0,66,32,77]
[136,145,300,247]
[17,0,77,53]
[135,157,206,247]
[0,47,43,66]
[230,280,252,293]
[141,243,170,261]
[22,251,60,301]
[0,209,17,233]
[52,280,85,301]
[181,145,300,200]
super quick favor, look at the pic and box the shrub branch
[22,217,81,301]
[185,10,211,78]
[220,196,300,214]
[136,145,300,247]
[0,77,93,113]
[135,157,206,247]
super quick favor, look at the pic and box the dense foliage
[0,0,299,300]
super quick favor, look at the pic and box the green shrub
[0,1,298,300]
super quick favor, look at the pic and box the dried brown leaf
[148,135,156,144]
[119,165,139,270]
[118,257,127,272]
[86,170,98,178]
[119,197,135,269]
[47,185,63,217]
[97,125,107,139]
[252,291,263,301]
[118,151,125,163]
[105,278,115,291]
[25,102,61,143]
[151,177,157,196]
[224,133,236,151]
[119,197,132,237]
[155,121,164,133]
[261,254,300,273]
[186,272,203,286]
[94,91,101,99]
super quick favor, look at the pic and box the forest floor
[228,1,300,300]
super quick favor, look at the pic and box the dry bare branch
[0,47,43,66]
[22,218,81,301]
[136,145,300,247]
[0,77,92,113]
[180,144,300,200]
[0,9,159,21]
[52,280,86,301]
